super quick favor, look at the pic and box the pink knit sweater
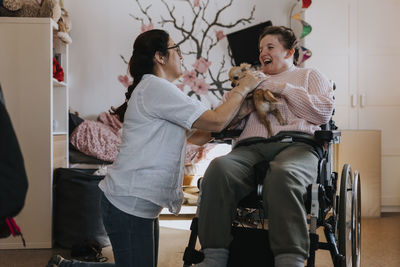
[232,65,334,141]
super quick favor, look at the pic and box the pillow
[70,120,121,162]
[69,112,84,135]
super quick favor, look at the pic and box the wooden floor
[0,213,399,267]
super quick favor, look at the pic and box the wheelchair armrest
[211,129,243,144]
[314,130,341,143]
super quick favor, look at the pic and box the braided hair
[111,29,170,122]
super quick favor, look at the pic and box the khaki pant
[198,135,319,258]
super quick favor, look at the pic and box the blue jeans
[60,193,159,267]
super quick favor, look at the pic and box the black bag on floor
[53,168,110,248]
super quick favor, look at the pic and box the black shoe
[46,255,65,267]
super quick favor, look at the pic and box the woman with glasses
[47,29,262,267]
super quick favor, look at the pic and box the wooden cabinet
[0,18,69,248]
[305,0,400,212]
[337,130,381,217]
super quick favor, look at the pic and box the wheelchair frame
[183,124,361,267]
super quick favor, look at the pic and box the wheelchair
[182,118,361,267]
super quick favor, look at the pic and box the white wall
[64,0,297,118]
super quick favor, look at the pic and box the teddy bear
[0,0,71,44]
[228,63,287,137]
[0,0,60,19]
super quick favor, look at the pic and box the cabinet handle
[360,94,366,108]
[351,94,357,107]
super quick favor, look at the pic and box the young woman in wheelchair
[193,26,334,267]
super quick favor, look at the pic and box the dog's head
[228,63,252,87]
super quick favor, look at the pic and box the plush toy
[2,0,23,11]
[0,0,22,16]
[0,0,60,20]
[56,5,72,44]
[38,0,61,22]
[0,0,72,44]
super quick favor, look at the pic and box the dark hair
[111,29,170,122]
[258,26,298,50]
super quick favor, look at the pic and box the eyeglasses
[167,45,182,57]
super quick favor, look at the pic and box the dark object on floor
[53,168,110,248]
[71,239,108,262]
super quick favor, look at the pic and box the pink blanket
[71,112,214,164]
[70,113,122,162]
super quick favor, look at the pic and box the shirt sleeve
[140,78,208,130]
[262,69,334,125]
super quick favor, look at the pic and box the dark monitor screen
[227,21,272,66]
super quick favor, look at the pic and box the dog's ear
[240,63,251,71]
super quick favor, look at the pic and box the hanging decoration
[291,12,301,21]
[302,0,312,9]
[299,20,312,39]
[290,0,313,64]
[300,46,312,63]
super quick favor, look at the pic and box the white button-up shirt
[99,74,207,214]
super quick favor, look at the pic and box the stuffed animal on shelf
[0,0,60,19]
[56,7,72,44]
[228,63,287,137]
[0,0,72,44]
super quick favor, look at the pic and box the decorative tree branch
[123,0,255,103]
[130,1,153,26]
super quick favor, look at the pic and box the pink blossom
[192,57,211,74]
[192,78,210,95]
[141,23,154,33]
[215,30,226,41]
[118,75,132,88]
[176,83,185,91]
[193,0,200,7]
[182,70,197,86]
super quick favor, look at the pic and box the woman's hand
[258,79,286,96]
[234,71,266,95]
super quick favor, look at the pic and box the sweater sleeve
[280,69,334,125]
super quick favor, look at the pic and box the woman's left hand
[258,79,286,96]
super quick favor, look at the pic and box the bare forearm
[187,130,213,146]
[192,89,245,132]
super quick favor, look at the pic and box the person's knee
[201,157,231,188]
[265,162,308,204]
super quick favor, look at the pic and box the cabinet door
[305,0,358,129]
[338,130,381,217]
[306,0,400,210]
[357,0,400,209]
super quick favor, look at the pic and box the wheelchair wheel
[352,171,361,267]
[338,164,353,266]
